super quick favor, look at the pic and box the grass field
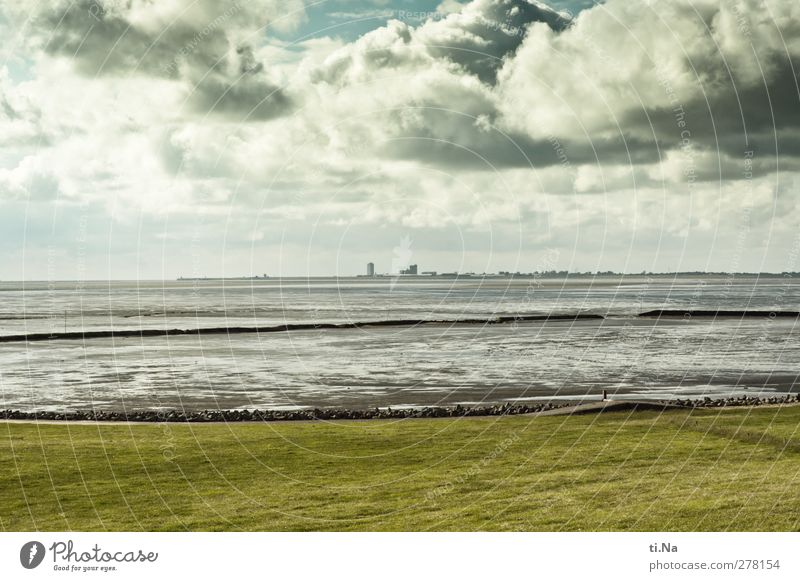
[1,406,799,531]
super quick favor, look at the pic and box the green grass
[1,406,799,531]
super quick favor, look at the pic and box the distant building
[367,262,375,277]
[400,264,418,275]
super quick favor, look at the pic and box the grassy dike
[1,406,799,531]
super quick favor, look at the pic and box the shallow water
[1,276,798,411]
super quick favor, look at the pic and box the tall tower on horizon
[367,262,375,277]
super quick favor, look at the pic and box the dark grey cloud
[37,0,223,77]
[379,107,660,170]
[621,57,800,180]
[188,45,292,121]
[313,0,570,87]
[420,0,571,83]
[30,0,292,120]
[1,94,18,120]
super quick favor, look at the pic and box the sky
[0,0,798,279]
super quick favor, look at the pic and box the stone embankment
[2,394,798,423]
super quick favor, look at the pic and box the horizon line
[2,271,799,283]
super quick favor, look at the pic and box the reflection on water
[0,276,798,411]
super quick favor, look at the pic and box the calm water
[0,276,798,411]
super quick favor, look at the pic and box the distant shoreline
[2,272,800,284]
[175,271,800,281]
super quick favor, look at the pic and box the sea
[0,275,798,411]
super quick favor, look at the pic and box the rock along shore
[2,394,798,423]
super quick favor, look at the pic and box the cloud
[300,0,800,178]
[12,0,797,179]
[0,68,45,148]
[0,155,60,200]
[498,0,800,171]
[416,0,570,83]
[185,44,293,121]
[5,0,305,119]
[315,0,570,85]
